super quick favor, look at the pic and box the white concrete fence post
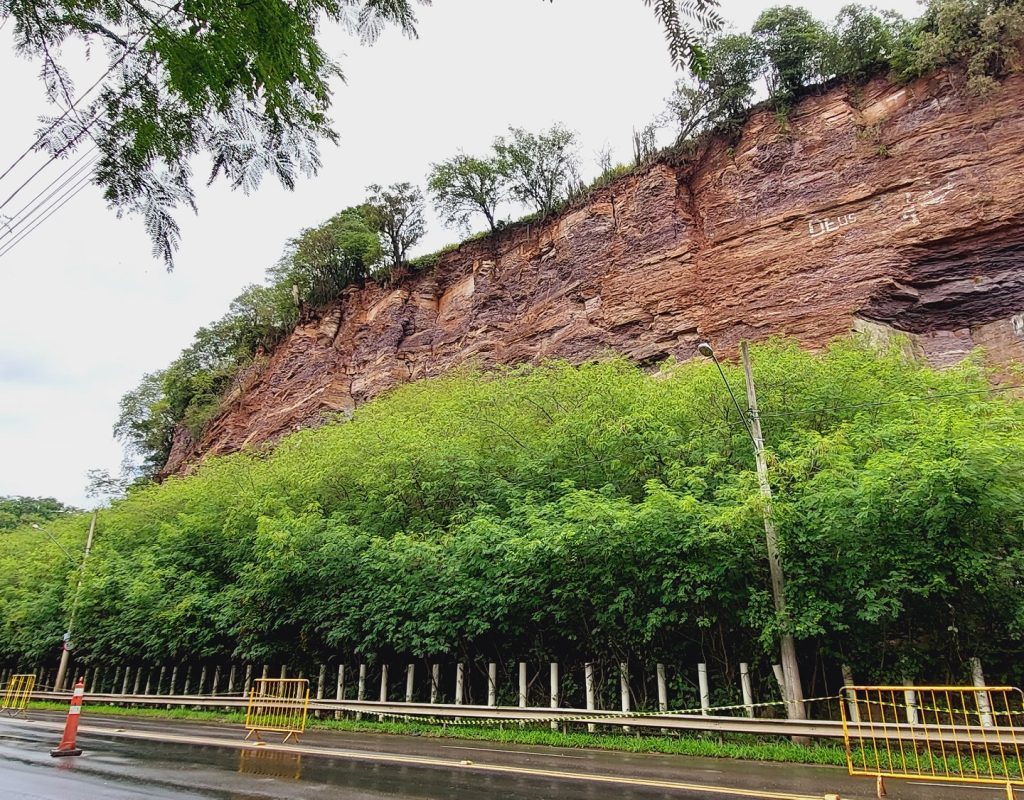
[970,657,994,728]
[740,662,754,718]
[198,664,208,694]
[356,663,366,721]
[771,664,787,706]
[585,662,596,733]
[122,666,132,695]
[698,663,710,716]
[903,679,918,725]
[550,662,559,731]
[841,664,859,723]
[656,663,668,712]
[455,663,465,706]
[406,664,415,703]
[487,663,497,707]
[335,664,346,720]
[379,664,389,703]
[619,662,631,733]
[518,663,527,708]
[315,664,326,719]
[430,664,439,704]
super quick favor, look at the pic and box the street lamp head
[696,342,715,359]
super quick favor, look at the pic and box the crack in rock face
[860,223,1024,333]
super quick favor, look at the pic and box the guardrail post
[197,664,207,695]
[89,667,102,695]
[698,663,710,716]
[122,666,132,695]
[144,669,153,695]
[619,662,631,733]
[279,665,288,680]
[379,664,389,702]
[406,664,415,703]
[132,667,142,695]
[261,664,269,681]
[550,662,560,731]
[970,657,994,727]
[244,664,253,696]
[212,665,222,696]
[228,664,237,695]
[430,664,439,704]
[740,662,754,718]
[518,663,527,708]
[585,662,596,733]
[455,663,464,706]
[487,663,497,707]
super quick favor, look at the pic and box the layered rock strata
[163,70,1024,475]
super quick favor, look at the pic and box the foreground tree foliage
[0,0,719,265]
[5,339,1024,692]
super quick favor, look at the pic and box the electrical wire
[0,148,99,242]
[0,4,178,203]
[0,169,97,259]
[757,384,1021,420]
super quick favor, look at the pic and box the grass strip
[27,701,848,766]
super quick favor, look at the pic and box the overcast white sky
[0,0,924,508]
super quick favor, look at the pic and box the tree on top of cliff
[663,32,761,145]
[276,206,384,304]
[753,6,833,105]
[0,0,720,267]
[493,125,581,218]
[427,154,507,234]
[364,182,427,274]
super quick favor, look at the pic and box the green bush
[8,339,1024,689]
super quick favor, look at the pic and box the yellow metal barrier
[0,674,36,717]
[244,678,310,744]
[840,685,1024,799]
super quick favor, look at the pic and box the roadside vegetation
[6,340,1024,702]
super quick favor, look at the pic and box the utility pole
[740,341,805,720]
[54,512,97,693]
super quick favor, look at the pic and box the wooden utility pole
[740,341,806,720]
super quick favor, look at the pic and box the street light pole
[52,512,97,692]
[698,341,806,720]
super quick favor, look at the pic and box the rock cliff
[163,69,1024,475]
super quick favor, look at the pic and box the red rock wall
[163,70,1024,475]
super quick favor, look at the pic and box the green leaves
[8,337,1024,685]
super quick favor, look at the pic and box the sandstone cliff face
[163,70,1024,475]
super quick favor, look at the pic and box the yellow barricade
[841,685,1024,799]
[244,678,310,744]
[0,674,36,717]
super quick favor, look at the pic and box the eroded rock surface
[163,70,1024,475]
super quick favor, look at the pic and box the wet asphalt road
[0,712,1006,799]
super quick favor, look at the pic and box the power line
[0,148,99,241]
[0,169,96,259]
[0,5,178,201]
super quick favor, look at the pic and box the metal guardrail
[28,689,1024,748]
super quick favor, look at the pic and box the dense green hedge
[4,339,1023,698]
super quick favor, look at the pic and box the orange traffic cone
[50,676,84,757]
